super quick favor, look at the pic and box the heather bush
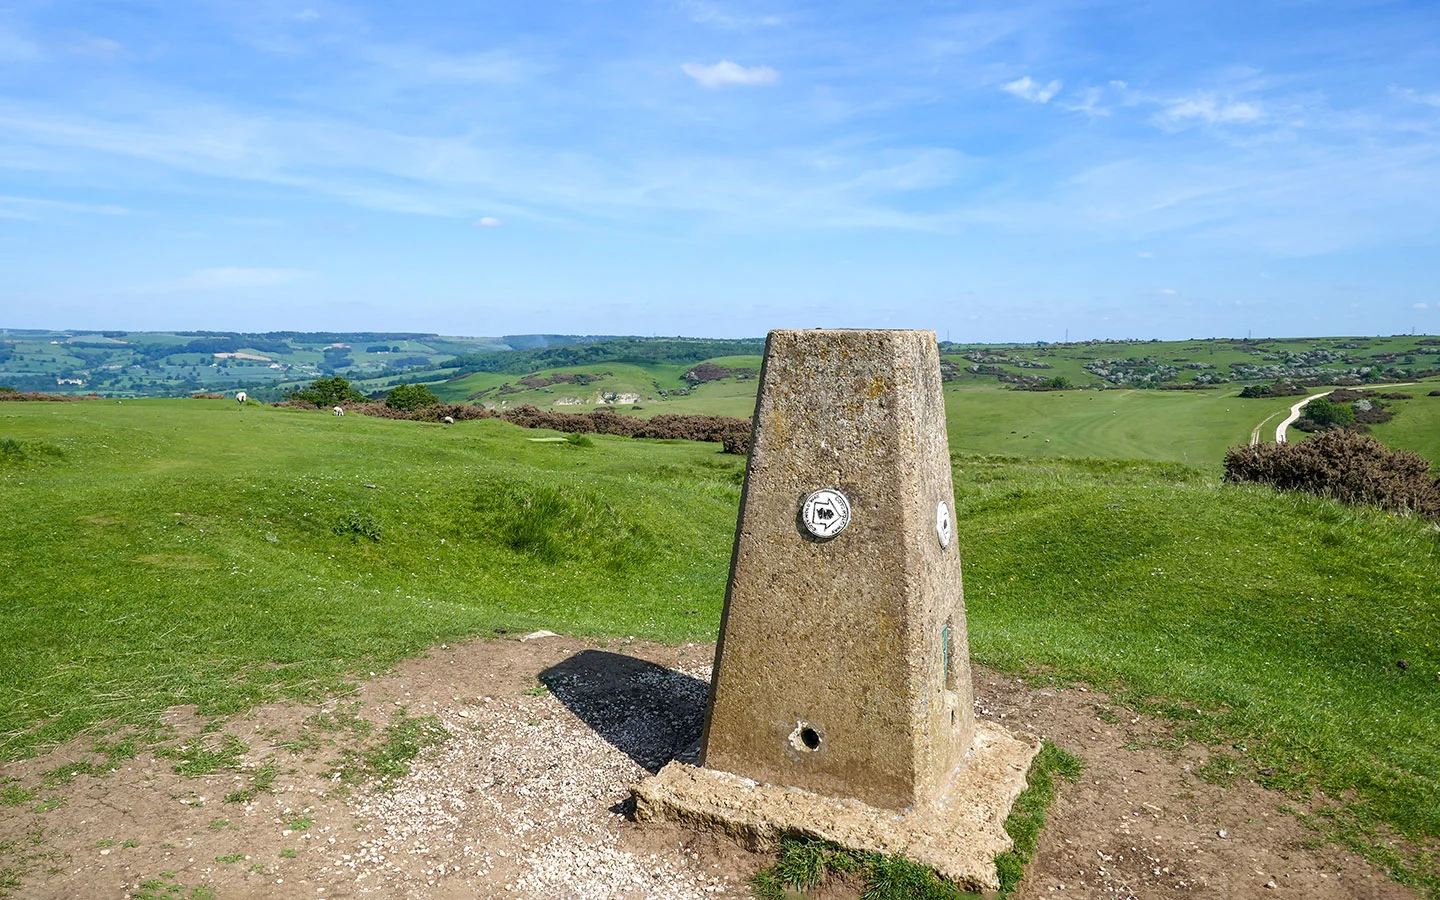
[1224,429,1440,517]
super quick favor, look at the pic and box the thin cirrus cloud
[1391,86,1440,108]
[681,60,779,88]
[1002,76,1062,104]
[1163,94,1263,124]
[680,0,781,31]
[145,267,312,293]
[0,25,41,62]
[474,216,503,227]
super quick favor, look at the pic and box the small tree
[1306,397,1355,429]
[287,375,367,407]
[385,382,440,410]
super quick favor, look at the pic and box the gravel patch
[342,655,734,897]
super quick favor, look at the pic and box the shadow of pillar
[539,650,709,774]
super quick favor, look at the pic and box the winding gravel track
[1274,392,1333,444]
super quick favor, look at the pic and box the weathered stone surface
[634,721,1042,893]
[632,329,1041,890]
[700,329,974,811]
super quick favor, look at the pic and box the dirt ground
[0,635,1421,899]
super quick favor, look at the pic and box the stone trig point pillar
[634,330,1041,892]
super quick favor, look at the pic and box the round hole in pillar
[789,721,824,754]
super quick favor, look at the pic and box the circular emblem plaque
[801,489,851,539]
[936,500,952,549]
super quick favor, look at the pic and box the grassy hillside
[1366,390,1440,463]
[1,399,1438,893]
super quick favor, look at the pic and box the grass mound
[0,437,64,466]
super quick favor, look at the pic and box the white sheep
[333,406,345,416]
[236,391,248,404]
[442,415,455,424]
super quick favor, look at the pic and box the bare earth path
[0,636,1419,899]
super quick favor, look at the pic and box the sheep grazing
[443,415,455,424]
[235,391,248,404]
[333,406,345,416]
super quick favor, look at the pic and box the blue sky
[1,0,1438,341]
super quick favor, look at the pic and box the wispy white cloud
[474,216,503,227]
[359,46,534,84]
[1002,76,1062,104]
[1158,288,1178,295]
[1136,251,1153,258]
[0,25,41,62]
[1163,94,1263,124]
[1057,86,1107,117]
[0,194,132,216]
[680,1,780,31]
[1391,86,1440,108]
[72,37,122,60]
[149,267,311,292]
[1415,302,1430,309]
[681,60,779,88]
[294,9,321,23]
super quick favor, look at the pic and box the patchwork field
[2,397,1439,897]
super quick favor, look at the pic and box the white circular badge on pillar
[801,489,851,540]
[936,500,952,549]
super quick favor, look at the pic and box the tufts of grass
[331,509,381,542]
[465,477,656,570]
[994,742,1084,897]
[223,758,277,804]
[748,743,1078,899]
[0,780,33,807]
[155,734,248,777]
[130,872,216,899]
[0,438,64,467]
[278,848,297,859]
[331,710,449,791]
[751,839,967,900]
[1194,753,1243,787]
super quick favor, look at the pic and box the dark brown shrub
[315,399,755,453]
[1224,429,1440,518]
[0,390,97,402]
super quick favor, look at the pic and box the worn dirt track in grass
[0,636,1418,899]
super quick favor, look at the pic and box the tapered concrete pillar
[634,329,1040,893]
[700,328,973,810]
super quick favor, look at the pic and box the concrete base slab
[632,721,1042,893]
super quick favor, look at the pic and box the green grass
[0,400,740,760]
[749,743,1081,898]
[129,872,215,899]
[155,734,247,776]
[941,384,1300,466]
[993,743,1084,895]
[1366,390,1440,464]
[331,710,450,790]
[2,400,1439,890]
